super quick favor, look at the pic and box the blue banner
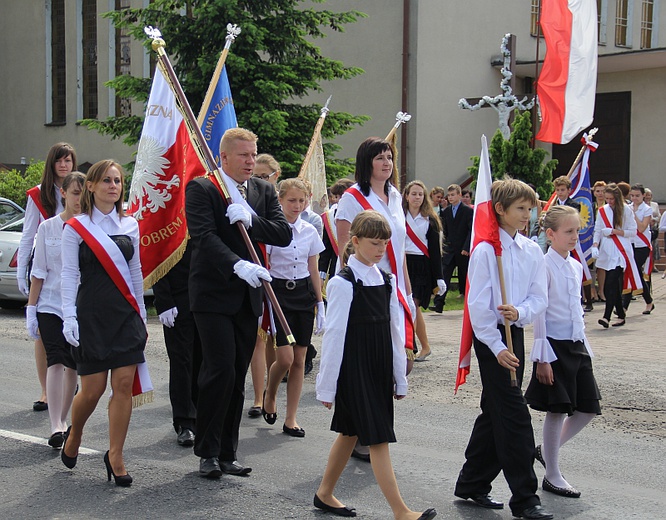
[570,148,594,263]
[199,66,238,166]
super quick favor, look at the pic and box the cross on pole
[459,34,535,139]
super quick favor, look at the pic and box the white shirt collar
[499,227,525,250]
[290,216,304,233]
[91,205,121,227]
[348,254,378,278]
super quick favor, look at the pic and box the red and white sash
[634,226,654,278]
[66,215,153,405]
[598,206,642,294]
[347,186,414,350]
[27,186,48,220]
[322,209,339,257]
[405,213,429,257]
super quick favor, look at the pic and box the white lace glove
[17,273,29,297]
[159,306,178,328]
[226,203,252,229]
[314,301,326,335]
[63,317,80,347]
[436,279,447,296]
[602,228,613,237]
[233,260,272,288]
[407,293,417,321]
[591,246,600,259]
[26,305,39,340]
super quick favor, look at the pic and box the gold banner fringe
[405,348,415,362]
[143,237,188,290]
[132,390,154,409]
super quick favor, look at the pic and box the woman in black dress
[60,160,147,486]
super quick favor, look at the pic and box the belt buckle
[285,279,297,290]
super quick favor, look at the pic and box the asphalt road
[1,294,665,519]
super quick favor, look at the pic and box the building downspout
[401,0,410,186]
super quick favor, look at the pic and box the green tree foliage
[81,0,370,180]
[0,163,44,208]
[467,112,557,200]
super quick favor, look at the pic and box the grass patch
[422,290,466,312]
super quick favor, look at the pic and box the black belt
[272,277,308,290]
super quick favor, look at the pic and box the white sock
[542,412,571,488]
[560,411,595,446]
[46,365,67,433]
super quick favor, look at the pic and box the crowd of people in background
[19,134,664,520]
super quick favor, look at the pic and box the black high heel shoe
[261,390,277,425]
[104,451,133,487]
[61,426,77,469]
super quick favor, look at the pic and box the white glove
[159,306,178,328]
[226,203,252,229]
[314,301,326,335]
[139,304,147,326]
[233,260,272,288]
[63,317,80,347]
[319,271,327,281]
[17,273,29,297]
[407,293,417,321]
[591,246,600,259]
[436,279,447,296]
[26,305,39,340]
[602,228,613,237]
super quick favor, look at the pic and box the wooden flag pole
[146,27,295,346]
[298,95,331,178]
[496,256,518,387]
[197,23,241,127]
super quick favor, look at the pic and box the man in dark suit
[432,183,473,312]
[553,176,581,211]
[185,128,292,478]
[153,243,201,448]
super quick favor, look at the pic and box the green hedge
[0,162,44,208]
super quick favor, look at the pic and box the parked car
[0,198,26,309]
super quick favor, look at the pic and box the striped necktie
[237,183,247,200]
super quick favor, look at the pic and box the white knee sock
[542,412,571,488]
[560,411,595,446]
[46,365,67,433]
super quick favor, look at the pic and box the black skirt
[271,277,316,347]
[406,253,433,309]
[38,312,76,369]
[330,267,396,446]
[525,337,602,416]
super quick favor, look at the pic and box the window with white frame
[530,0,540,36]
[615,0,633,47]
[82,0,98,119]
[641,0,657,48]
[48,0,67,124]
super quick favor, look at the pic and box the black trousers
[603,266,625,320]
[163,311,202,432]
[455,325,540,515]
[622,246,652,308]
[442,252,469,296]
[193,299,257,461]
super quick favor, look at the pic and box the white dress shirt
[266,217,325,279]
[61,206,144,318]
[531,248,593,362]
[631,201,652,247]
[593,204,637,270]
[467,228,548,357]
[30,215,70,318]
[315,255,407,403]
[301,206,323,238]
[405,211,429,255]
[18,184,64,279]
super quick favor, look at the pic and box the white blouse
[266,217,325,280]
[61,206,144,319]
[467,228,548,357]
[631,201,652,247]
[315,255,407,403]
[593,204,637,270]
[30,215,70,318]
[404,212,429,255]
[531,248,593,362]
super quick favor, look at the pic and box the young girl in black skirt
[401,181,445,361]
[26,172,85,448]
[314,211,436,520]
[262,178,325,438]
[525,205,602,499]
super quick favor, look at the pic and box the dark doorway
[552,91,631,185]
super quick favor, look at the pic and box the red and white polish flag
[536,0,598,144]
[455,135,502,393]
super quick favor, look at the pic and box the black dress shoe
[542,477,581,498]
[261,390,277,425]
[199,457,222,478]
[313,494,356,517]
[417,508,437,520]
[304,358,314,376]
[351,447,370,463]
[33,400,48,412]
[535,444,546,469]
[177,427,195,447]
[48,431,64,449]
[248,406,262,417]
[514,505,554,519]
[456,493,504,509]
[220,460,252,476]
[283,424,305,437]
[60,426,77,469]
